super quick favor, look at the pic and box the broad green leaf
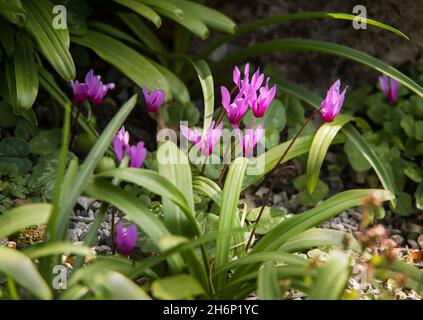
[157,141,196,236]
[72,30,171,100]
[51,95,137,241]
[246,207,284,235]
[219,39,423,98]
[343,138,372,172]
[279,228,361,253]
[294,175,329,207]
[193,176,222,208]
[0,247,51,300]
[0,203,51,238]
[257,262,281,300]
[190,59,214,132]
[90,271,151,300]
[215,157,248,289]
[113,0,161,28]
[22,0,75,80]
[14,33,38,113]
[392,191,412,216]
[23,242,92,259]
[166,0,236,34]
[307,250,350,300]
[151,274,205,299]
[203,12,408,56]
[306,114,354,193]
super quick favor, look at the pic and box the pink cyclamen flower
[321,79,347,123]
[250,78,276,118]
[143,87,165,112]
[240,125,264,157]
[180,125,202,145]
[181,121,222,156]
[84,69,115,105]
[116,223,138,256]
[379,74,399,102]
[113,126,130,161]
[71,80,89,102]
[221,86,249,126]
[128,141,147,168]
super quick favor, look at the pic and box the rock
[391,234,405,246]
[93,245,112,255]
[77,197,96,210]
[417,234,423,249]
[407,239,419,249]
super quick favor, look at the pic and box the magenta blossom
[112,126,147,168]
[239,125,264,157]
[181,121,222,156]
[70,80,88,102]
[85,70,115,105]
[250,78,276,118]
[143,87,165,112]
[180,125,202,145]
[379,74,399,102]
[128,141,147,168]
[116,223,137,256]
[221,86,249,126]
[112,126,130,161]
[233,63,264,94]
[321,79,347,123]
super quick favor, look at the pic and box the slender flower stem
[201,159,207,175]
[70,102,83,148]
[245,108,322,251]
[111,207,117,255]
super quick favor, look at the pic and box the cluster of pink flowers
[71,70,115,105]
[112,126,147,168]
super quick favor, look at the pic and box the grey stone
[407,239,419,249]
[391,234,405,246]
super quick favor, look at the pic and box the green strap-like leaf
[219,38,423,98]
[193,176,222,208]
[272,75,397,207]
[113,0,161,28]
[95,168,199,234]
[89,271,152,300]
[253,189,393,253]
[306,114,355,193]
[257,262,281,300]
[279,228,361,253]
[0,0,26,26]
[190,59,214,133]
[72,30,171,100]
[157,141,197,237]
[14,33,38,113]
[215,157,248,289]
[52,95,138,241]
[23,242,92,259]
[0,247,52,300]
[203,12,408,56]
[22,0,75,80]
[0,203,51,238]
[307,250,351,300]
[151,274,205,299]
[165,0,236,34]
